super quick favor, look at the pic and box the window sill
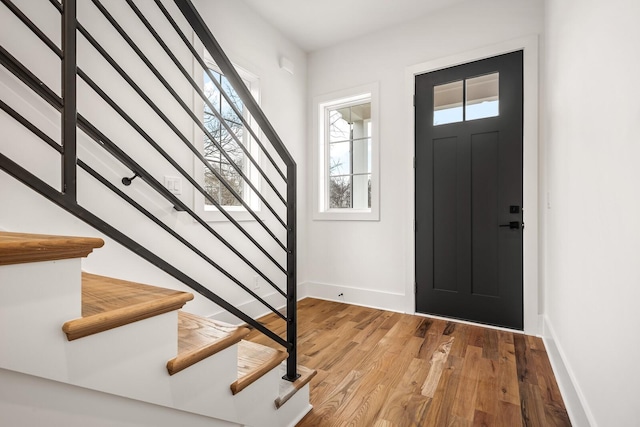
[202,207,263,223]
[313,209,379,222]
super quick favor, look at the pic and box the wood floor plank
[421,336,454,398]
[497,337,521,406]
[472,409,493,427]
[424,355,464,426]
[520,382,548,427]
[514,333,538,385]
[475,357,499,417]
[244,299,570,427]
[451,345,483,421]
[482,328,500,361]
[497,401,524,427]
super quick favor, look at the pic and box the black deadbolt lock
[509,205,520,214]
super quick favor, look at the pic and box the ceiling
[241,0,466,52]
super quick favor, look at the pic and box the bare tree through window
[203,69,247,206]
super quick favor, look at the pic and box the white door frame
[405,35,540,335]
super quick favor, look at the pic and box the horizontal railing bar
[0,44,288,291]
[77,68,288,278]
[1,0,63,58]
[76,21,289,236]
[75,114,288,295]
[78,159,287,318]
[174,0,296,170]
[0,3,287,258]
[0,98,62,153]
[0,46,62,111]
[125,0,287,207]
[0,153,289,348]
[89,0,287,228]
[153,0,287,183]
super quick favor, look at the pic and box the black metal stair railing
[0,0,299,381]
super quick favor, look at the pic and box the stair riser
[65,311,179,402]
[0,367,241,427]
[0,260,81,379]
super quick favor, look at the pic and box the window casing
[314,84,379,221]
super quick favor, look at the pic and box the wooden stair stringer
[167,311,250,375]
[0,231,104,266]
[62,273,193,341]
[231,340,288,395]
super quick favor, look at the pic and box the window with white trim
[195,60,261,221]
[314,84,379,220]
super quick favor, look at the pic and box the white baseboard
[207,291,286,325]
[208,281,407,325]
[541,316,595,427]
[298,281,406,313]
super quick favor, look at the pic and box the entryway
[414,51,524,329]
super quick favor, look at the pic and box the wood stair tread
[231,340,288,395]
[62,272,193,341]
[167,311,250,375]
[0,231,104,266]
[275,364,317,408]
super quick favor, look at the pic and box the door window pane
[466,72,499,121]
[434,80,463,125]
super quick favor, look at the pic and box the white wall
[0,0,307,320]
[305,0,544,311]
[543,0,640,426]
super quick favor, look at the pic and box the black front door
[415,51,524,329]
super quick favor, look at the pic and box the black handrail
[0,153,288,348]
[0,38,288,306]
[125,0,287,206]
[88,0,288,230]
[0,0,299,381]
[152,0,288,184]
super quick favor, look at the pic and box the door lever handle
[499,221,520,230]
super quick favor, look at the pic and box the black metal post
[174,0,300,382]
[284,165,300,382]
[61,0,77,199]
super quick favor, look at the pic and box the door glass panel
[434,80,463,125]
[466,72,499,121]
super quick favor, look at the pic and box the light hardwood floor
[245,298,570,427]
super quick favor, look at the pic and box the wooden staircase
[0,231,315,427]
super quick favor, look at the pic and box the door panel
[415,51,523,329]
[471,131,499,297]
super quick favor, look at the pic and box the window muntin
[326,102,372,210]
